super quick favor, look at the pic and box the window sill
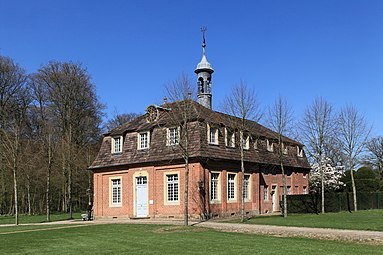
[111,152,122,156]
[164,201,180,206]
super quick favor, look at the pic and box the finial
[163,96,167,104]
[200,26,207,48]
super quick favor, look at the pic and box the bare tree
[164,73,197,226]
[105,112,140,131]
[366,137,383,176]
[34,61,104,218]
[300,97,337,213]
[267,96,293,218]
[0,55,29,224]
[338,105,370,211]
[222,80,262,222]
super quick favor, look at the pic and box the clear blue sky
[1,0,382,136]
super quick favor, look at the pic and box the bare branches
[366,136,383,173]
[222,80,263,123]
[267,96,293,218]
[338,104,371,211]
[222,80,263,222]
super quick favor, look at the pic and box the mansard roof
[90,100,310,170]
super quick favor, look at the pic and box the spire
[195,26,214,73]
[195,27,214,109]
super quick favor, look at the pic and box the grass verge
[1,224,382,254]
[240,209,383,231]
[0,212,82,225]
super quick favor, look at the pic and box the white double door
[135,176,148,217]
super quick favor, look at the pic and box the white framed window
[282,143,288,154]
[264,185,269,201]
[303,186,307,194]
[210,172,221,202]
[243,174,251,201]
[167,127,179,146]
[111,136,123,154]
[303,172,307,179]
[287,186,291,195]
[241,132,249,150]
[207,124,218,145]
[267,139,273,152]
[227,173,236,201]
[225,128,235,148]
[138,131,150,150]
[110,178,122,206]
[166,174,179,202]
[254,139,258,150]
[297,146,303,157]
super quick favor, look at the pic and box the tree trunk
[46,134,52,222]
[321,159,325,214]
[184,156,189,226]
[349,161,358,211]
[240,132,245,223]
[13,156,19,225]
[27,178,31,215]
[281,164,287,218]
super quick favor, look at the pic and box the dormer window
[241,132,249,150]
[225,128,235,148]
[282,143,288,155]
[111,136,123,154]
[267,139,273,152]
[138,131,150,150]
[207,124,218,145]
[254,139,258,150]
[167,127,179,146]
[297,146,303,157]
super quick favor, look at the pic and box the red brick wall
[93,163,309,219]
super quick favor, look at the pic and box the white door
[136,176,148,217]
[271,185,278,212]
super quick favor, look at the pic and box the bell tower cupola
[195,27,214,109]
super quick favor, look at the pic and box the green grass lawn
[0,212,82,225]
[242,209,383,231]
[0,224,382,255]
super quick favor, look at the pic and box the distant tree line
[0,54,105,224]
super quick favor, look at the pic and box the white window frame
[264,185,269,201]
[282,143,288,155]
[225,128,235,148]
[227,173,237,202]
[303,186,307,194]
[287,186,291,195]
[267,139,273,152]
[254,139,258,150]
[210,172,221,203]
[241,132,249,150]
[297,146,303,157]
[243,174,251,201]
[167,127,180,146]
[109,177,122,207]
[165,173,179,204]
[138,131,150,150]
[207,124,219,145]
[111,136,123,154]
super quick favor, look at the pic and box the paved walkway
[2,218,383,244]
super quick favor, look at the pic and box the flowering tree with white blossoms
[310,157,345,193]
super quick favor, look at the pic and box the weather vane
[200,26,207,48]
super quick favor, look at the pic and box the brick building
[89,37,310,219]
